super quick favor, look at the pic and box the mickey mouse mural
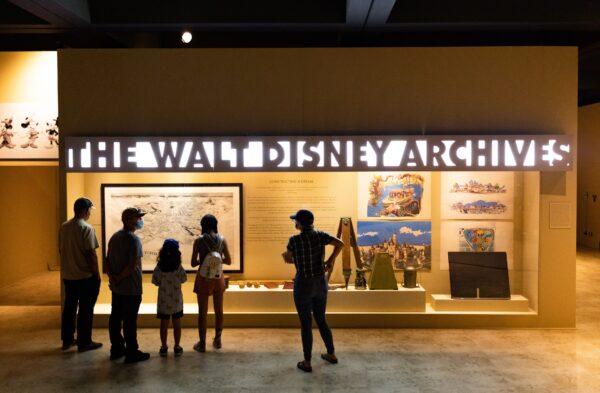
[0,103,59,160]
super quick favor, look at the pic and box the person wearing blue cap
[282,209,344,373]
[152,238,188,357]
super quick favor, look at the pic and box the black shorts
[156,310,184,320]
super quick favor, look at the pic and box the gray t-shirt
[107,229,143,296]
[59,218,99,280]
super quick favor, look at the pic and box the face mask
[135,219,144,230]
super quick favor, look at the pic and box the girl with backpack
[191,214,232,352]
[151,238,187,357]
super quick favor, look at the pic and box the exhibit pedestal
[93,285,427,327]
[430,294,530,312]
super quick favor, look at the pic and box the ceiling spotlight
[181,31,192,44]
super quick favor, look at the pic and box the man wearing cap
[283,209,344,373]
[59,197,102,352]
[105,207,150,363]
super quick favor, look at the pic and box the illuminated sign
[64,135,573,172]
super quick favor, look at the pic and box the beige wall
[578,103,600,249]
[0,52,58,288]
[0,167,58,287]
[58,47,577,327]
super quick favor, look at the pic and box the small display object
[440,221,513,270]
[283,281,294,290]
[354,270,367,290]
[102,183,243,273]
[448,252,510,299]
[357,220,432,271]
[368,253,398,290]
[441,172,514,220]
[402,266,418,288]
[0,103,59,160]
[358,172,431,219]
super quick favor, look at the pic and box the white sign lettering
[64,135,573,172]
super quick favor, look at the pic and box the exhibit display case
[65,167,542,324]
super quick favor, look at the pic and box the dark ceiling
[0,0,599,105]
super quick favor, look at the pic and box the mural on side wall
[357,220,432,271]
[441,172,514,220]
[102,184,243,273]
[440,220,514,270]
[0,103,58,160]
[357,172,431,219]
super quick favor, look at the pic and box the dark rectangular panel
[448,252,510,299]
[89,0,346,24]
[388,0,600,24]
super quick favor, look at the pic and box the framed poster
[0,103,58,160]
[440,220,513,270]
[102,183,243,273]
[357,220,432,271]
[441,172,514,220]
[357,172,431,219]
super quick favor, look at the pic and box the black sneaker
[61,340,76,351]
[110,347,126,360]
[124,350,150,364]
[159,346,168,357]
[174,345,183,357]
[78,342,103,353]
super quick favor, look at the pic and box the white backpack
[199,235,224,279]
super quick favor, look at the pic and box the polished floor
[1,249,600,392]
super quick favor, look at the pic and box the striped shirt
[287,229,334,279]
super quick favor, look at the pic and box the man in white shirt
[59,197,102,352]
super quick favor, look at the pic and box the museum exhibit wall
[578,102,600,249]
[58,47,577,327]
[0,52,58,288]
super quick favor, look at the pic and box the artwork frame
[357,220,432,271]
[441,172,514,220]
[357,172,431,219]
[0,103,59,161]
[101,183,243,273]
[440,220,513,270]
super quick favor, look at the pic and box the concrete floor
[1,249,600,392]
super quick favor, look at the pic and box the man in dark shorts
[283,209,344,373]
[105,207,150,363]
[59,197,102,352]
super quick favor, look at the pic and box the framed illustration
[0,103,59,161]
[440,220,513,270]
[357,172,431,219]
[441,172,514,220]
[357,220,432,271]
[102,183,243,273]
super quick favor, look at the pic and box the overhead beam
[365,0,396,28]
[8,0,90,27]
[346,0,373,30]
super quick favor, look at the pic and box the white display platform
[95,284,427,315]
[430,294,530,312]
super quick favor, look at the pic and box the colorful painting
[440,221,513,270]
[450,180,506,194]
[358,172,431,219]
[459,227,495,252]
[102,184,243,273]
[0,103,58,160]
[357,220,432,271]
[441,172,513,219]
[451,200,507,215]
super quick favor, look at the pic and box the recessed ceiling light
[181,31,192,44]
